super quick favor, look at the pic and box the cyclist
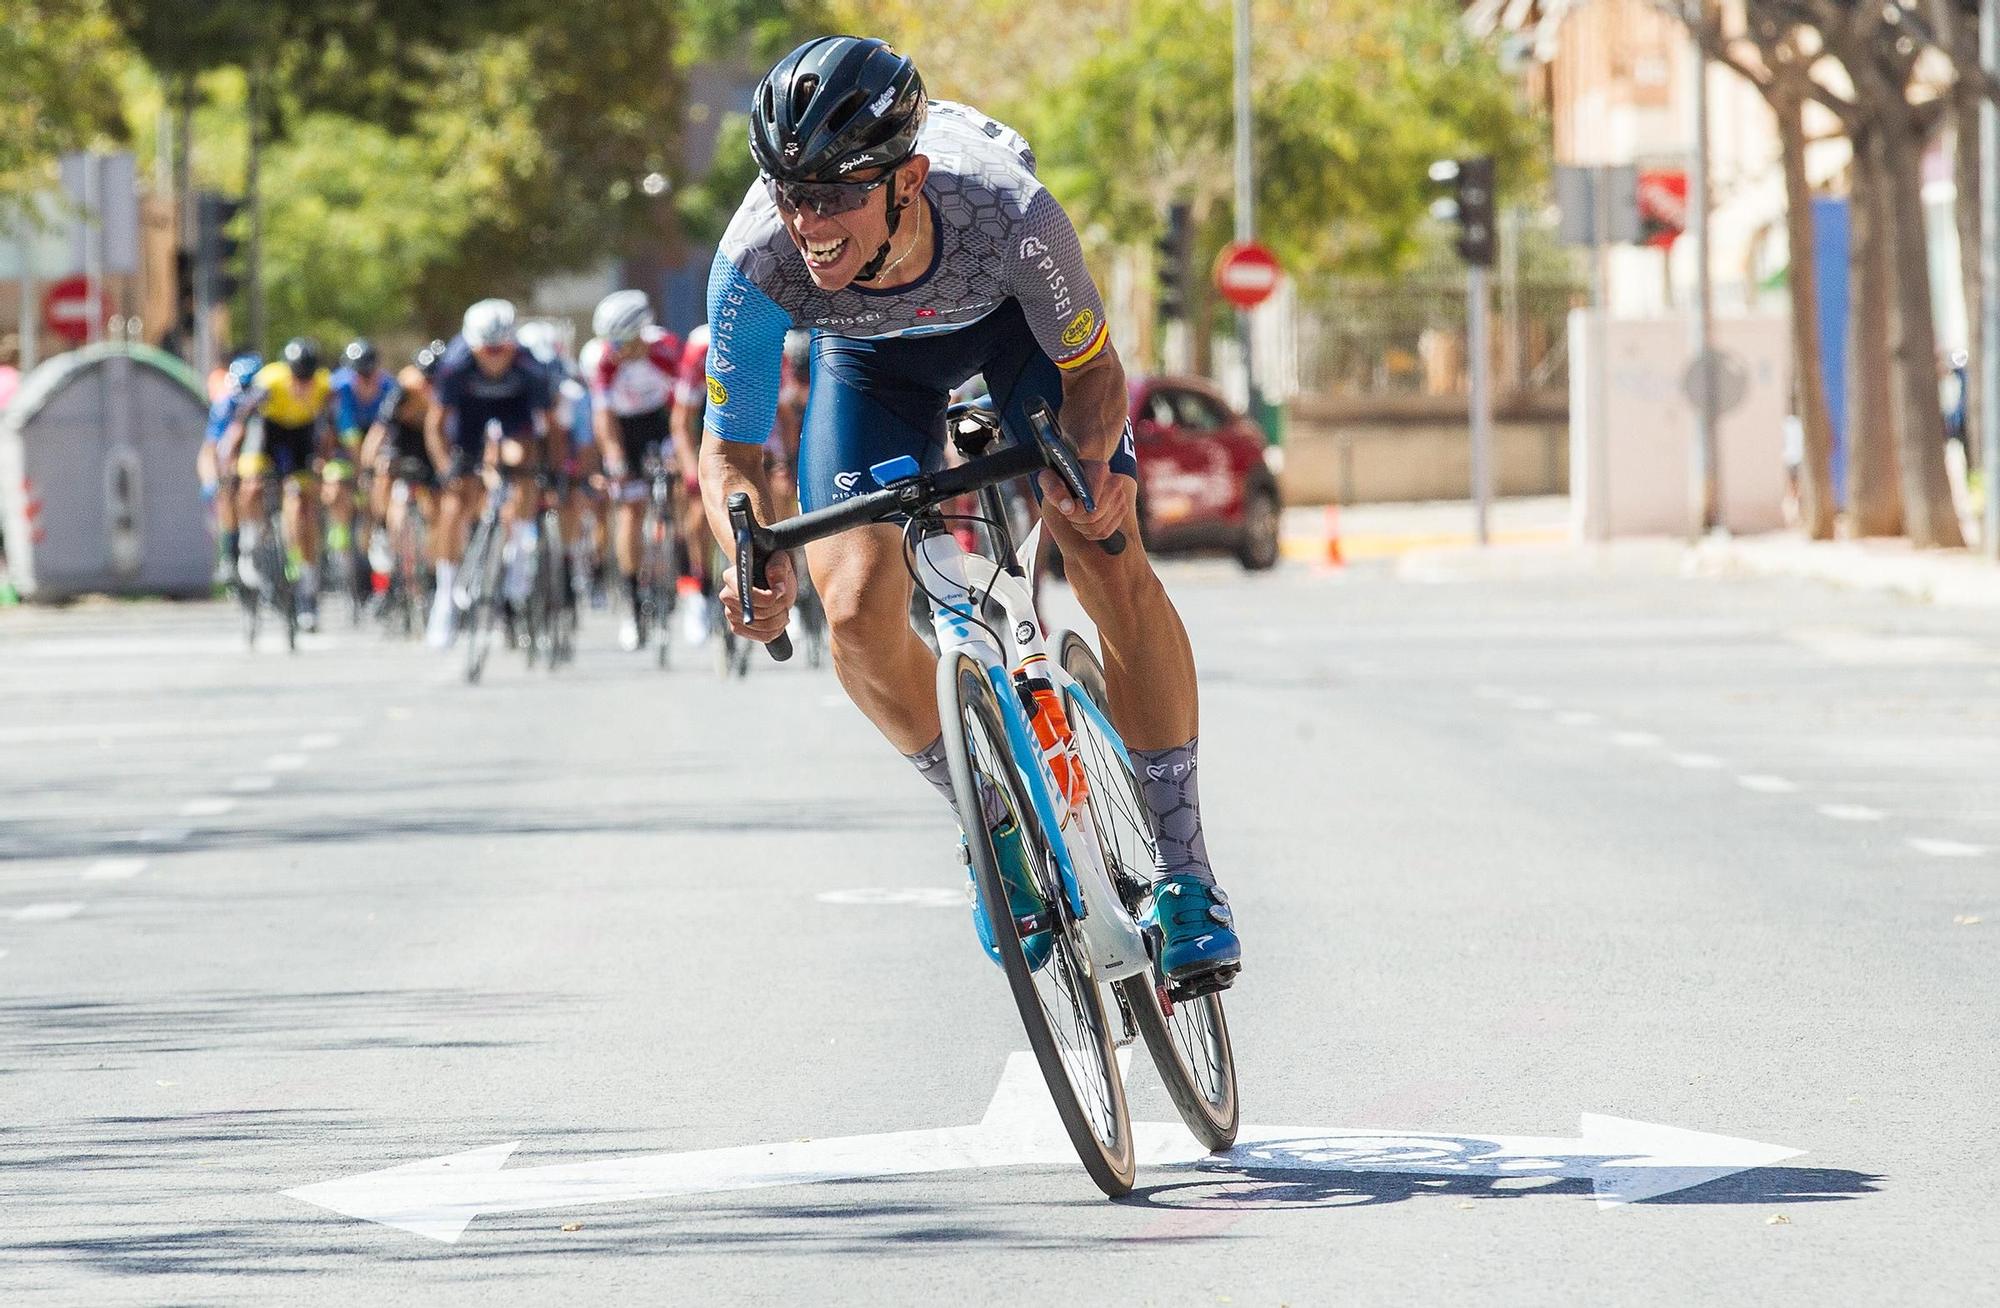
[698,37,1238,991]
[326,339,390,609]
[199,351,262,584]
[424,299,565,648]
[225,337,336,631]
[581,289,687,651]
[357,354,442,580]
[520,319,604,612]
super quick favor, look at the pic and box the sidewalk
[1281,495,2000,607]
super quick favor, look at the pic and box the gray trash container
[0,343,212,601]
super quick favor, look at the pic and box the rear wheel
[1236,481,1281,572]
[462,518,503,685]
[1058,630,1239,1151]
[940,651,1136,1196]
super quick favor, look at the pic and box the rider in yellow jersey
[222,338,337,630]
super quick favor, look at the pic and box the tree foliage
[0,0,130,203]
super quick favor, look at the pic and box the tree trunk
[1846,126,1903,536]
[1774,84,1837,539]
[1878,104,1967,547]
[1952,83,1983,475]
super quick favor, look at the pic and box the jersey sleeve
[674,345,707,408]
[334,378,362,435]
[702,249,791,445]
[1007,189,1110,371]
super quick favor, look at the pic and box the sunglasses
[762,172,892,219]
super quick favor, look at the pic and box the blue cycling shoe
[964,819,1052,973]
[1147,875,1241,996]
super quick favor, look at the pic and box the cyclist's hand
[1039,461,1134,543]
[719,545,797,644]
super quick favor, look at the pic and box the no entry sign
[1213,241,1282,310]
[42,275,110,345]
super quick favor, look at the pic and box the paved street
[3,556,1996,1305]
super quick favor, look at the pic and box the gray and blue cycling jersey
[703,100,1110,447]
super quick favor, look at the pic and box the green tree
[0,0,131,202]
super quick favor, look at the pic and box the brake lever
[1024,400,1128,556]
[726,492,794,663]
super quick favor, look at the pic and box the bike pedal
[1167,962,1239,1003]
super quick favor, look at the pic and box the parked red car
[1129,375,1281,570]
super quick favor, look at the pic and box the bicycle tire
[1057,630,1239,1152]
[462,517,503,685]
[939,650,1136,1197]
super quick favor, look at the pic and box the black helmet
[343,338,378,373]
[282,337,321,379]
[749,36,926,183]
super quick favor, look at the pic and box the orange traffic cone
[1323,503,1344,567]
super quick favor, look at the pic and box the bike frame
[914,524,1150,984]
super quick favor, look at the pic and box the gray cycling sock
[1129,737,1215,887]
[908,734,1006,830]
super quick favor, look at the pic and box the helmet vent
[791,74,820,122]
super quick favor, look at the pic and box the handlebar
[728,405,1125,661]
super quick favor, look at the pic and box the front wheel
[1057,630,1239,1151]
[940,651,1135,1197]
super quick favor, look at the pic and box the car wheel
[1236,481,1281,571]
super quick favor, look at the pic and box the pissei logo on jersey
[707,376,728,407]
[1060,310,1096,350]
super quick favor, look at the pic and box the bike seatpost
[727,492,794,663]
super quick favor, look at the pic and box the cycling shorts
[795,299,1136,515]
[236,417,319,481]
[612,406,672,475]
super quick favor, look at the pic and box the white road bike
[728,401,1239,1197]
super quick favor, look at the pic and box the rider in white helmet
[580,289,691,651]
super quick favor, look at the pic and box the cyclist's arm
[1009,188,1125,463]
[669,402,701,484]
[595,407,627,476]
[697,248,790,570]
[221,389,267,462]
[424,397,452,470]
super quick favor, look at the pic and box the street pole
[15,210,36,371]
[1689,17,1718,539]
[1590,169,1612,543]
[1232,0,1262,431]
[1983,0,2000,560]
[1469,264,1492,545]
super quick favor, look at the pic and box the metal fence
[1292,273,1583,402]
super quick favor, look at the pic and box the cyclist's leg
[984,310,1233,981]
[796,334,956,758]
[234,451,270,587]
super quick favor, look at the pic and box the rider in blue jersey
[201,352,262,581]
[698,37,1238,992]
[327,339,390,607]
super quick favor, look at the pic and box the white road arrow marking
[283,1055,1805,1242]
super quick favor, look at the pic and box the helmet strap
[854,176,905,284]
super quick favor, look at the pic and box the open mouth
[803,237,848,270]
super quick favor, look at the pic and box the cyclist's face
[473,342,515,376]
[777,157,926,292]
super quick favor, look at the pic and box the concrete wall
[1279,394,1570,506]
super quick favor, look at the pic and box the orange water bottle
[1016,675,1089,810]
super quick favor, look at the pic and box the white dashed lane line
[300,733,342,750]
[1907,837,1991,859]
[1555,711,1601,727]
[130,825,193,846]
[1818,804,1888,823]
[83,858,148,881]
[1611,731,1663,748]
[263,753,309,772]
[1510,696,1552,711]
[229,776,278,793]
[1670,752,1726,770]
[179,797,238,818]
[9,902,84,922]
[1737,775,1801,795]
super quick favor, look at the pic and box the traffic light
[1429,156,1496,268]
[1156,200,1193,322]
[195,191,246,304]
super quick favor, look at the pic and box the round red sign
[1213,241,1282,310]
[42,275,111,345]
